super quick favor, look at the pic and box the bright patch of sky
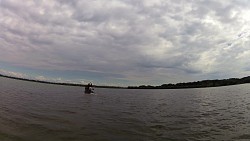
[0,0,250,86]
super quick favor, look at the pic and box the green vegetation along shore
[128,76,250,89]
[1,74,250,89]
[0,74,124,89]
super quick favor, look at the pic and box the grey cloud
[0,0,250,85]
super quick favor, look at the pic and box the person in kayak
[85,82,93,94]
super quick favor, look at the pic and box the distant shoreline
[0,74,124,89]
[1,74,250,89]
[128,76,250,89]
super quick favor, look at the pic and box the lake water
[1,77,250,141]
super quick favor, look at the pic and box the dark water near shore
[1,77,250,141]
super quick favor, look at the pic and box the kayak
[84,90,94,94]
[84,87,94,94]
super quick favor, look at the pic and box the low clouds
[0,69,27,78]
[0,0,250,85]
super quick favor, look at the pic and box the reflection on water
[1,77,250,141]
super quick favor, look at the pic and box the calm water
[1,77,250,141]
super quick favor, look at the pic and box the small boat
[85,83,94,94]
[85,87,94,94]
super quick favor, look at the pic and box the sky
[0,0,250,86]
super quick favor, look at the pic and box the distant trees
[128,76,250,89]
[2,73,250,89]
[0,74,124,88]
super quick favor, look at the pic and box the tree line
[0,74,123,88]
[1,73,250,89]
[128,76,250,89]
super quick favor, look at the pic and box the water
[1,77,250,141]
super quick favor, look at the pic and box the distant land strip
[1,74,250,89]
[0,74,124,89]
[128,76,250,89]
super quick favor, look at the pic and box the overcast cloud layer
[0,0,250,85]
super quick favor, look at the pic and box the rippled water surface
[1,77,250,141]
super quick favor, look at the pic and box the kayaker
[85,82,93,93]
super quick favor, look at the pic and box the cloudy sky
[0,0,250,86]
